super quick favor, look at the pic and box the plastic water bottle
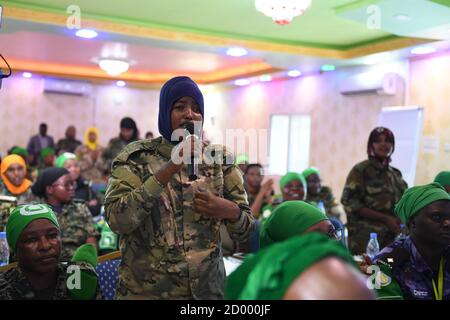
[317,201,326,214]
[366,233,380,260]
[395,224,408,241]
[0,232,9,267]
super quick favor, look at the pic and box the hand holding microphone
[170,121,202,180]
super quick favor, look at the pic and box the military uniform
[0,180,37,231]
[341,159,407,254]
[101,137,129,175]
[104,137,254,300]
[0,263,102,300]
[55,138,82,155]
[75,144,106,183]
[51,200,99,261]
[373,236,450,300]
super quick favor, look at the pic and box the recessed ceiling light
[321,64,336,72]
[116,80,126,87]
[394,14,411,21]
[75,29,98,39]
[22,72,32,78]
[99,59,130,76]
[259,75,272,82]
[234,79,250,86]
[411,45,437,55]
[287,70,302,77]
[226,47,248,57]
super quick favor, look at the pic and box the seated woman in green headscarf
[259,200,339,249]
[261,172,307,221]
[302,166,345,220]
[371,182,450,300]
[225,232,374,300]
[434,171,450,193]
[0,204,101,300]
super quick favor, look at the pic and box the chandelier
[255,0,312,25]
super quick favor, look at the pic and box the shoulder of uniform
[114,137,162,163]
[71,198,87,206]
[353,160,372,171]
[389,166,403,175]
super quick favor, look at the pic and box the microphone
[183,122,199,181]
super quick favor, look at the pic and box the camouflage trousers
[347,220,396,255]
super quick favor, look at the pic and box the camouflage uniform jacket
[101,137,129,175]
[306,185,339,216]
[374,236,450,300]
[75,144,106,183]
[50,200,99,261]
[0,263,102,300]
[341,159,407,253]
[104,137,254,300]
[55,138,82,154]
[0,180,37,231]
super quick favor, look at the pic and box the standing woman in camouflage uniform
[0,155,36,231]
[101,117,139,175]
[31,167,99,261]
[104,76,254,300]
[341,127,407,255]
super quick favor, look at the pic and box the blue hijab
[158,76,204,143]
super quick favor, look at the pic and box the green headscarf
[235,154,249,165]
[279,172,306,191]
[6,204,60,251]
[434,171,450,188]
[39,147,55,161]
[259,200,328,249]
[55,152,77,168]
[302,167,320,179]
[225,232,355,300]
[394,182,450,225]
[10,147,29,159]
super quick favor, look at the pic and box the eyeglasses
[52,181,76,190]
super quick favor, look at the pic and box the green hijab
[55,152,77,168]
[302,167,320,179]
[225,232,355,300]
[39,147,55,161]
[395,182,450,225]
[434,171,450,188]
[279,172,306,191]
[6,204,60,252]
[10,147,29,159]
[259,200,328,249]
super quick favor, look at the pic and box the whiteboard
[377,106,424,187]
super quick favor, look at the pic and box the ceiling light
[99,59,130,76]
[394,14,410,21]
[287,70,302,77]
[411,45,437,55]
[116,80,126,87]
[255,0,312,25]
[234,79,250,86]
[75,29,98,39]
[259,75,272,82]
[226,47,248,57]
[22,72,32,78]
[321,64,336,72]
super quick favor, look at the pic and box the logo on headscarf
[19,204,51,216]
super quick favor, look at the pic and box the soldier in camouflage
[104,76,254,300]
[101,117,139,175]
[31,168,99,261]
[0,155,37,231]
[341,127,407,255]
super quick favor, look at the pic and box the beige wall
[410,53,450,185]
[0,76,160,153]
